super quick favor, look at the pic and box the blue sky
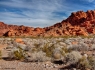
[0,0,95,27]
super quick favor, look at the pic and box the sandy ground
[0,44,7,50]
[0,60,60,70]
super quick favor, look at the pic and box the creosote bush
[69,43,89,51]
[31,43,42,52]
[64,51,82,64]
[78,56,91,69]
[61,46,72,53]
[78,56,95,70]
[87,56,95,70]
[30,51,51,62]
[13,47,25,60]
[42,43,55,57]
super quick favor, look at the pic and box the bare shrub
[28,51,51,62]
[91,44,95,50]
[69,43,89,51]
[64,51,82,64]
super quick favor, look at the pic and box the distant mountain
[1,10,95,37]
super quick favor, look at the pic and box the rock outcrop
[1,10,95,37]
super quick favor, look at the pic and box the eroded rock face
[43,10,95,37]
[1,10,95,37]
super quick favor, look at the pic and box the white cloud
[0,0,64,12]
[1,0,92,27]
[81,0,95,2]
[0,11,62,27]
[1,17,62,27]
[0,0,70,27]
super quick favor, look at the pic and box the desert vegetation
[0,36,95,70]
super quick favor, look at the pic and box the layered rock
[1,10,95,37]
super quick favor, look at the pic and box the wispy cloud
[0,0,95,27]
[0,10,64,27]
[81,0,95,2]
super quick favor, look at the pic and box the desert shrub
[68,44,80,51]
[34,43,41,48]
[78,56,92,69]
[30,51,51,62]
[32,43,42,52]
[78,56,95,69]
[24,46,31,51]
[60,49,66,57]
[69,43,89,51]
[87,56,95,70]
[13,47,25,60]
[61,46,72,53]
[31,48,37,53]
[31,47,42,53]
[91,44,95,50]
[79,43,89,51]
[64,51,82,64]
[42,43,55,57]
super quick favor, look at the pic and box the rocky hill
[1,10,95,37]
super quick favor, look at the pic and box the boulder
[15,38,25,44]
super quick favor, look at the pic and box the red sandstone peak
[1,10,95,37]
[0,22,7,26]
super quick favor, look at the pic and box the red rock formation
[1,10,95,37]
[15,38,25,44]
